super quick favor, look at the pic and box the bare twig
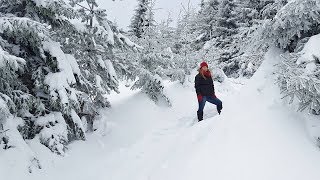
[0,129,9,134]
[75,3,91,11]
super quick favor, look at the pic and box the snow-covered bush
[254,0,320,115]
[0,13,87,152]
[211,68,226,83]
[131,69,171,106]
[236,51,266,77]
[165,68,186,84]
[126,8,183,105]
[35,112,69,155]
[261,0,320,52]
[221,0,288,78]
[0,98,10,136]
[0,0,143,155]
[277,34,320,115]
[260,0,288,19]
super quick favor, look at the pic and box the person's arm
[212,79,216,98]
[195,75,201,95]
[213,83,215,94]
[195,75,203,102]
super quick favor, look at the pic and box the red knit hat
[200,61,208,69]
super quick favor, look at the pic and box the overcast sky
[97,0,200,29]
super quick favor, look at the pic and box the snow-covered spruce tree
[155,19,189,84]
[131,68,171,106]
[193,0,220,49]
[190,0,275,78]
[277,34,320,115]
[228,0,288,77]
[227,0,263,77]
[66,0,140,131]
[260,0,288,20]
[71,0,169,108]
[260,0,320,52]
[126,2,174,106]
[130,0,154,38]
[234,0,288,24]
[0,0,87,155]
[169,3,225,83]
[130,24,173,106]
[215,0,238,41]
[175,5,196,53]
[210,0,239,77]
[0,43,25,128]
[173,4,200,69]
[0,97,10,144]
[272,1,320,116]
[234,0,262,28]
[187,0,239,77]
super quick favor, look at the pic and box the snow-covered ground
[2,47,320,180]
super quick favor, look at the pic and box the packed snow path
[7,48,320,180]
[151,48,320,180]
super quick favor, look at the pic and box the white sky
[97,0,200,29]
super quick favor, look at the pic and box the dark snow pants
[197,96,223,120]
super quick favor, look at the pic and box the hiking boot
[197,111,203,122]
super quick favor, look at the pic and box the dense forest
[0,0,320,161]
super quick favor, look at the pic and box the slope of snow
[1,48,320,180]
[152,47,320,180]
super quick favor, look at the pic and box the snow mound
[297,34,320,73]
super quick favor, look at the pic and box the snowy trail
[150,48,320,180]
[222,49,320,180]
[12,48,320,180]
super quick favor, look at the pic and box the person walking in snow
[195,61,223,121]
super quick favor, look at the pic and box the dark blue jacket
[195,73,215,96]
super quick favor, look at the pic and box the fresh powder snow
[1,0,320,180]
[2,48,320,180]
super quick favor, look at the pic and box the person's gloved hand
[197,94,203,102]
